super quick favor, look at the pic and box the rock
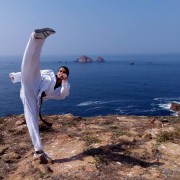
[119,135,135,142]
[76,55,93,63]
[170,102,180,111]
[96,56,105,62]
[142,133,152,140]
[64,113,74,119]
[9,174,35,180]
[129,165,143,176]
[158,142,180,160]
[15,119,26,126]
[154,120,164,128]
[84,164,96,172]
[2,152,21,162]
[35,164,53,174]
[75,55,105,63]
[0,145,8,155]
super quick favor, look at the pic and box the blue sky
[0,0,180,56]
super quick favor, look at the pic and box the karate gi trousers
[21,33,45,151]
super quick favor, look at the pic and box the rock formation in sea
[96,56,105,62]
[170,102,180,111]
[75,55,105,63]
[76,55,93,63]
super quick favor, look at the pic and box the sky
[0,0,180,56]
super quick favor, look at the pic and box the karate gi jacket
[10,69,70,106]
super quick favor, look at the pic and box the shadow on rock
[53,153,85,164]
[53,142,163,168]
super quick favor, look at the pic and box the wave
[76,97,180,116]
[77,101,104,106]
[154,97,180,116]
[85,106,102,112]
[154,97,180,102]
[114,105,157,115]
[154,97,180,109]
[172,112,179,116]
[77,100,123,107]
[158,103,171,110]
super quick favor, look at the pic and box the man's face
[57,67,67,79]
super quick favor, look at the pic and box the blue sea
[1,54,180,117]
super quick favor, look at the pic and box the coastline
[0,114,180,179]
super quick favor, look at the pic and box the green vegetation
[80,135,101,146]
[156,129,180,143]
[62,121,76,127]
[94,154,108,164]
[114,129,128,137]
[110,126,128,137]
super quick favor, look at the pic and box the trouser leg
[21,33,45,151]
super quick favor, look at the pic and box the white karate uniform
[10,33,70,151]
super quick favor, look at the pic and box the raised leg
[21,33,45,151]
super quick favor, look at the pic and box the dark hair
[59,66,69,76]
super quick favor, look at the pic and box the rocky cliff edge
[0,114,180,179]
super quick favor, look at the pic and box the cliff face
[0,114,180,179]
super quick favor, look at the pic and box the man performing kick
[9,28,70,163]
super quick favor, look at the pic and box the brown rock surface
[0,115,180,179]
[170,102,180,111]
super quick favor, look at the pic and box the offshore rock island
[0,113,180,179]
[75,55,105,63]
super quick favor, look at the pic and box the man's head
[56,66,69,80]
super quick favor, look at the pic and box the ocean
[1,54,180,117]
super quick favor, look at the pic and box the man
[9,28,70,163]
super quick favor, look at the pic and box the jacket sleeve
[9,72,21,83]
[45,80,70,100]
[60,81,70,98]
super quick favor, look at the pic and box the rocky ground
[0,114,180,180]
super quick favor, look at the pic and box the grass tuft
[80,135,101,146]
[156,127,180,143]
